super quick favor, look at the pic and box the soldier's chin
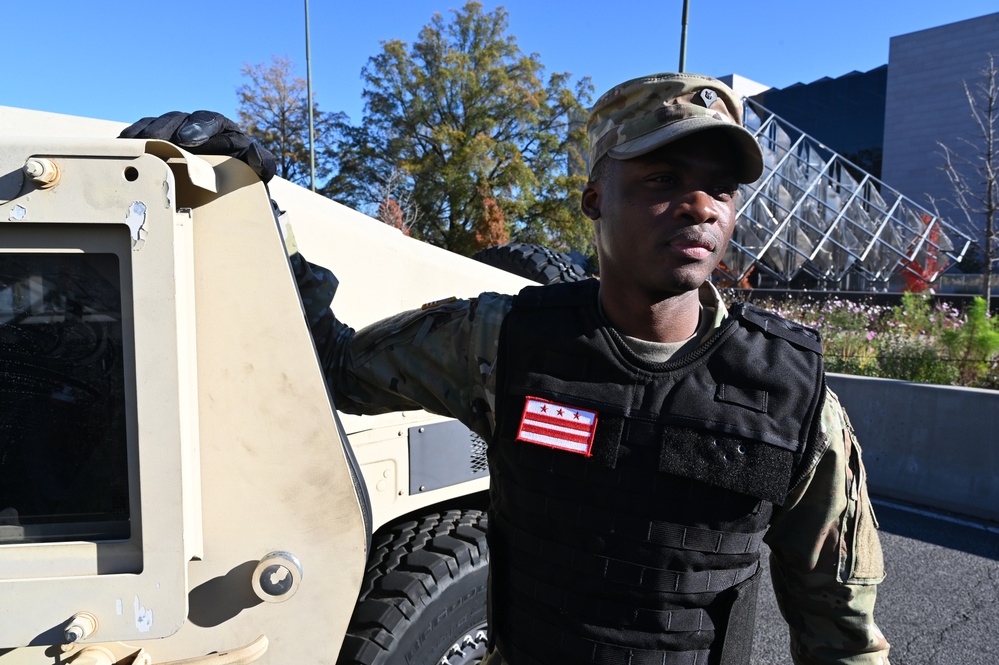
[671,261,716,288]
[652,271,710,298]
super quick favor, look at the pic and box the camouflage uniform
[291,254,891,665]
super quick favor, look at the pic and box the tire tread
[472,242,586,285]
[336,510,489,665]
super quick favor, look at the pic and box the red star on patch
[573,412,581,419]
[557,408,564,416]
[540,405,548,413]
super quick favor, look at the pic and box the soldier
[123,72,890,664]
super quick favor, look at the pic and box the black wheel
[337,510,489,665]
[472,242,587,285]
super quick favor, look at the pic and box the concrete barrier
[827,373,999,523]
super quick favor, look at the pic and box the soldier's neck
[599,285,702,344]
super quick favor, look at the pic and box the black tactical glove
[119,111,276,183]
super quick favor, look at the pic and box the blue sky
[4,1,997,125]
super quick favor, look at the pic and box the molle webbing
[503,481,768,554]
[508,568,717,633]
[499,612,714,665]
[499,513,760,593]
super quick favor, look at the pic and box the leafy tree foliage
[237,56,345,188]
[327,2,593,256]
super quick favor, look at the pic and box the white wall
[828,374,999,523]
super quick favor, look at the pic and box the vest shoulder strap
[731,302,823,355]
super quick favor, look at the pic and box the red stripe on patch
[519,423,592,444]
[515,396,598,456]
[523,412,594,432]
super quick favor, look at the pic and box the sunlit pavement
[752,500,999,665]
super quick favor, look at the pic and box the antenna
[305,0,317,191]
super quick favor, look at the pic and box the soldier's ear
[581,184,601,220]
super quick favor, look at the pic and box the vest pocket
[838,440,885,584]
[658,426,794,505]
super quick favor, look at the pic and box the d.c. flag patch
[516,397,598,456]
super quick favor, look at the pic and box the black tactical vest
[488,279,828,665]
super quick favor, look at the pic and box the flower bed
[731,292,999,390]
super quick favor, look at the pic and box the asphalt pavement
[751,499,999,664]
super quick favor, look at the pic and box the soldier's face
[583,131,739,300]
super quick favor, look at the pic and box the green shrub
[874,332,960,385]
[939,297,999,386]
[726,291,999,389]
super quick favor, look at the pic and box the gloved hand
[119,111,276,183]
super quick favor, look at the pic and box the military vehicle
[0,106,545,665]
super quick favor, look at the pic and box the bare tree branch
[936,53,999,304]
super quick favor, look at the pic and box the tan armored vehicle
[0,107,537,665]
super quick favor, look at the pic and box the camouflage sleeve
[764,388,891,664]
[289,252,512,439]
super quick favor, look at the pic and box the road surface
[752,499,999,664]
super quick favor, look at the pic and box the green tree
[237,55,345,188]
[941,297,999,386]
[328,2,593,256]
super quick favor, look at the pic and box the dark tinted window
[0,253,129,543]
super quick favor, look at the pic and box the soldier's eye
[714,183,739,199]
[647,173,678,186]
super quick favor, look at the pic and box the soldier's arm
[764,388,891,665]
[289,252,511,439]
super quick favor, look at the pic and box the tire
[337,510,490,665]
[472,242,587,285]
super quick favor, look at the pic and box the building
[726,11,999,245]
[881,12,999,242]
[749,67,887,179]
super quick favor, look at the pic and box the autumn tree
[328,2,593,256]
[937,53,999,307]
[374,167,420,235]
[237,56,345,188]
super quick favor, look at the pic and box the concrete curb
[827,373,999,523]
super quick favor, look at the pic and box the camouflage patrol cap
[587,72,764,183]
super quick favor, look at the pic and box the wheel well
[376,490,490,536]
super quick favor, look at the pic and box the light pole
[678,0,690,73]
[305,0,317,191]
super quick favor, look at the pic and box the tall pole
[305,0,317,192]
[678,0,690,73]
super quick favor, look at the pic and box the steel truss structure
[718,99,973,291]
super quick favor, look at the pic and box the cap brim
[607,117,764,184]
